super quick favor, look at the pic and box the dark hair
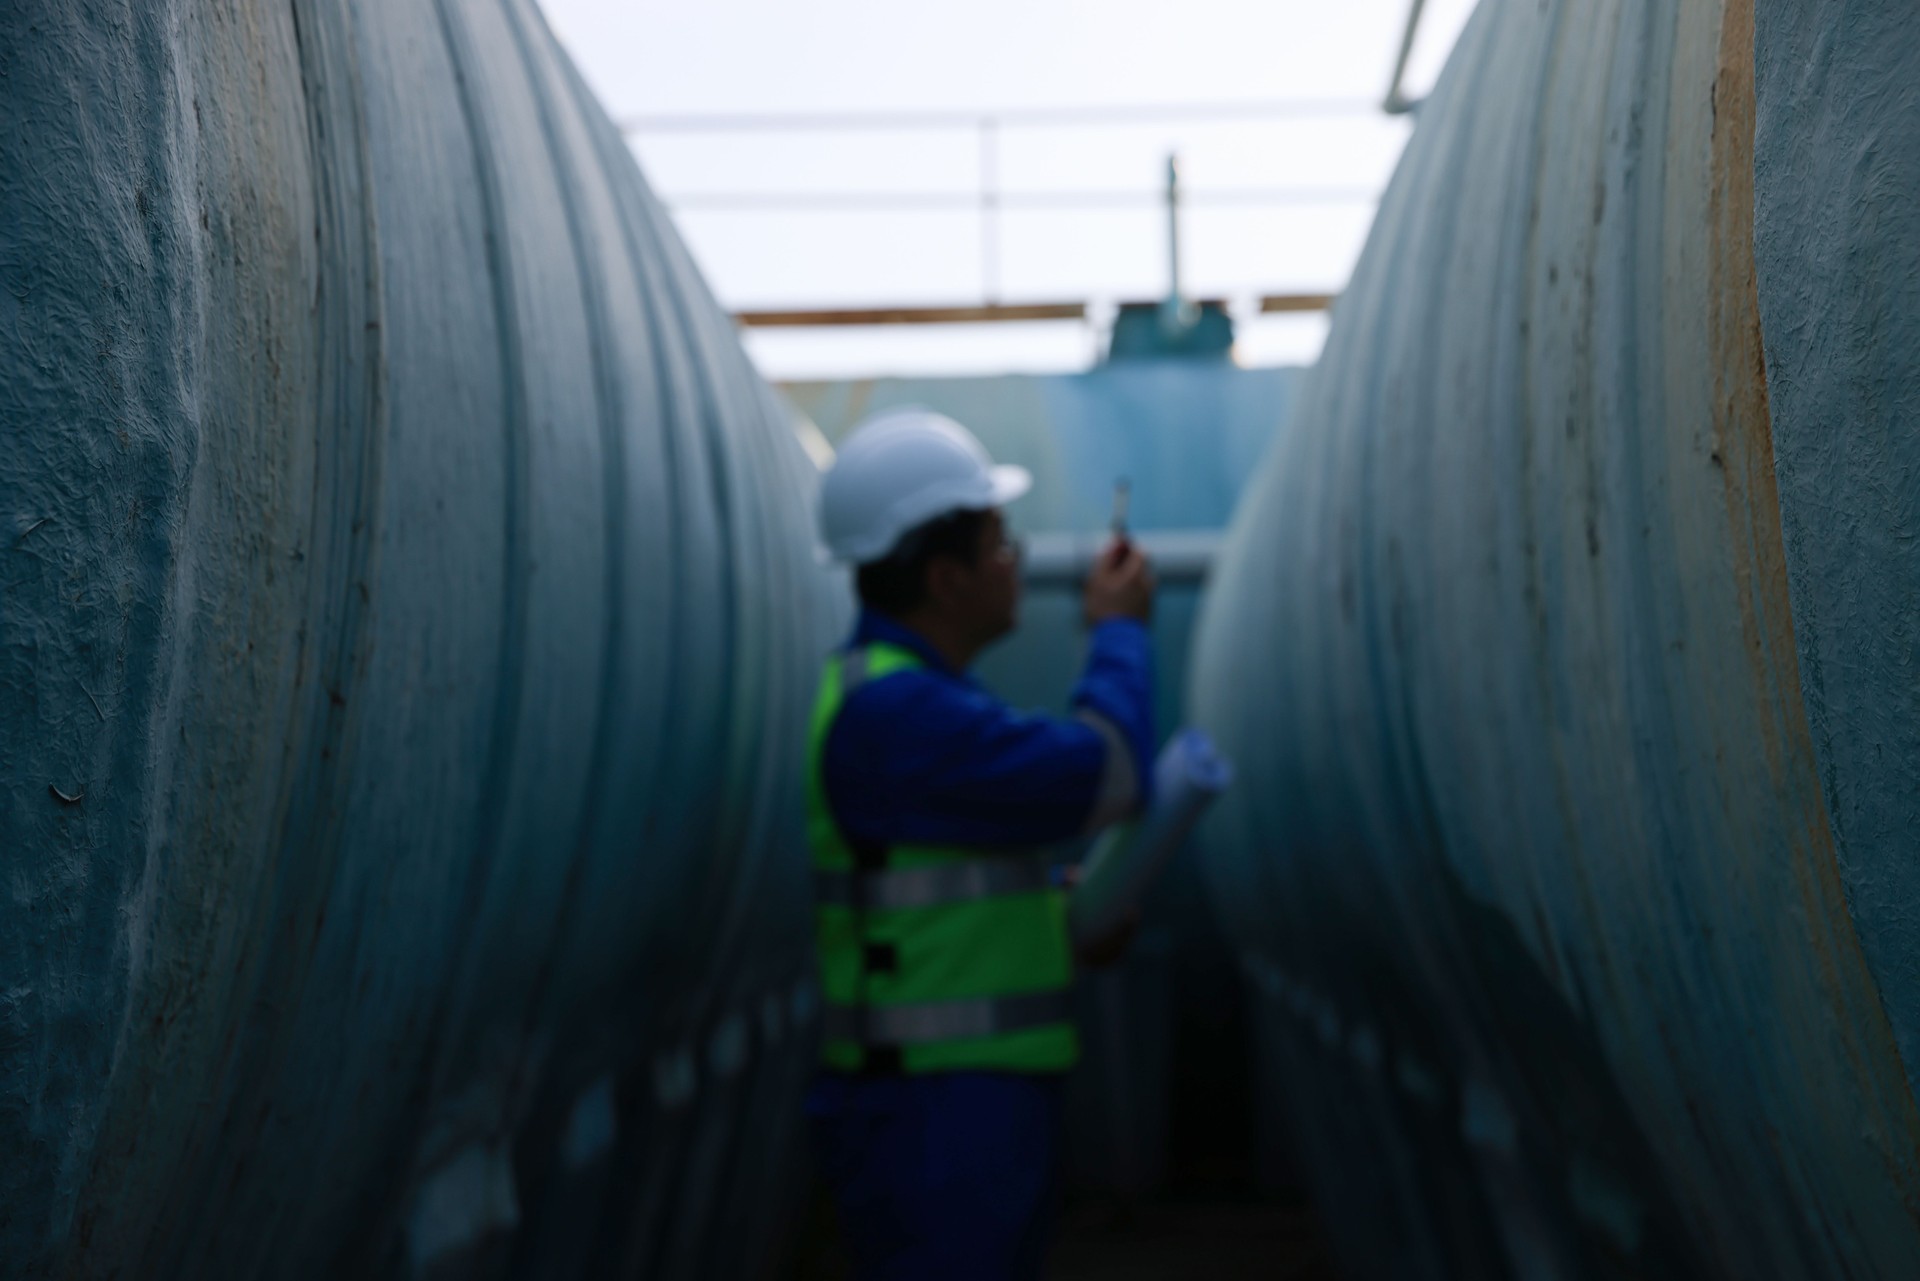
[856,508,989,615]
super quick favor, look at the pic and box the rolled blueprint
[1068,729,1233,951]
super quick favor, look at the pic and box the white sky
[536,0,1478,380]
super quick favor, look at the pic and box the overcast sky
[535,0,1478,380]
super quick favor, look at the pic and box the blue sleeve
[1069,619,1156,808]
[823,622,1156,851]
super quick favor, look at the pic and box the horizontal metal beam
[1021,529,1224,587]
[620,97,1381,135]
[736,303,1087,328]
[734,295,1335,328]
[1261,292,1339,313]
[667,188,1377,212]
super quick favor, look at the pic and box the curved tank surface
[1190,0,1920,1277]
[0,2,843,1278]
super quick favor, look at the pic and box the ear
[922,555,968,611]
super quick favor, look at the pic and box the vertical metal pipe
[1165,153,1183,305]
[980,117,1001,304]
[1382,0,1430,114]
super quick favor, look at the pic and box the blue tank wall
[1190,0,1920,1276]
[0,3,844,1278]
[788,363,1292,751]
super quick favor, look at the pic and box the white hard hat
[819,409,1031,563]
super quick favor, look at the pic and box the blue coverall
[809,606,1155,1281]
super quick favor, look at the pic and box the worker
[806,408,1156,1281]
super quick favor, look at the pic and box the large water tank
[1191,0,1920,1276]
[0,2,843,1277]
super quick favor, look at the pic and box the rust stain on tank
[1709,0,1920,1215]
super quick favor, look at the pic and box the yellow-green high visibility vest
[809,642,1079,1074]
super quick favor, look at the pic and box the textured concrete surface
[1752,0,1920,1095]
[1190,0,1920,1277]
[0,3,843,1277]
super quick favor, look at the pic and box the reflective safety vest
[809,642,1079,1074]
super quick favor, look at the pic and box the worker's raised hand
[1083,539,1156,626]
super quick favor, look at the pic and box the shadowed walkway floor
[794,1193,1344,1279]
[1047,1201,1343,1280]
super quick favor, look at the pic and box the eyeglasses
[882,515,1021,568]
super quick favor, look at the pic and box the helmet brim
[987,464,1032,507]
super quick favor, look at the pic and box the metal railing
[622,97,1387,308]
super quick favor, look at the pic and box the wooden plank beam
[1259,292,1338,313]
[732,294,1336,328]
[734,302,1088,328]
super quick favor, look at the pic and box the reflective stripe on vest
[813,853,1056,911]
[808,641,1079,1075]
[822,989,1075,1046]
